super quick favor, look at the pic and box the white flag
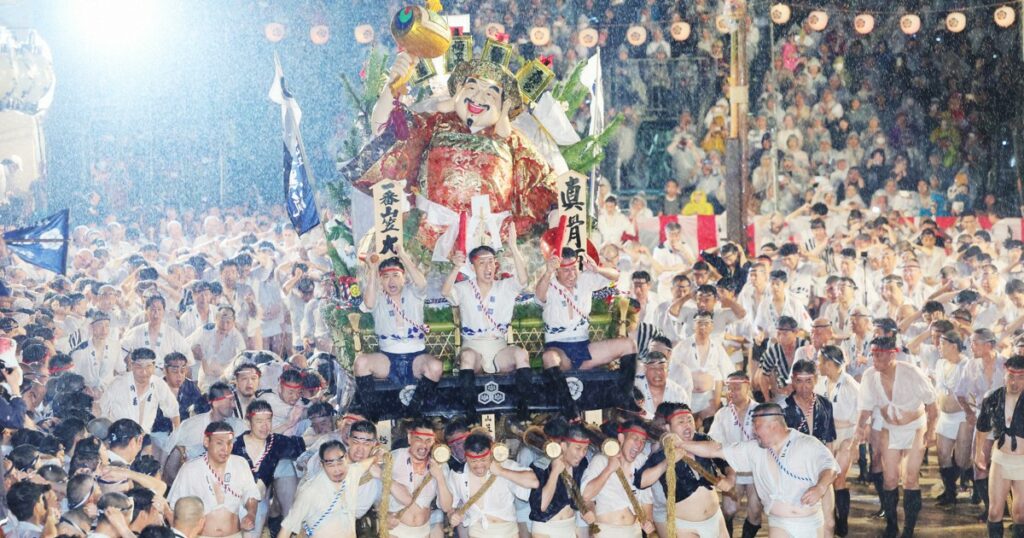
[578,48,605,137]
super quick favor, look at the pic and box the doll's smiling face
[454,76,504,130]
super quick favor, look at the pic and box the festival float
[322,1,634,419]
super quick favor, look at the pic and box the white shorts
[835,426,857,446]
[530,517,577,537]
[768,511,825,537]
[389,522,430,538]
[675,509,725,538]
[992,450,1024,481]
[936,410,966,440]
[595,522,642,538]
[736,471,754,486]
[691,390,714,414]
[463,338,508,374]
[884,415,927,450]
[468,520,518,538]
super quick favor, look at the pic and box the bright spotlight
[70,0,160,50]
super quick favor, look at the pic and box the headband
[48,363,74,375]
[1009,367,1024,375]
[465,449,491,460]
[665,409,693,422]
[280,381,302,390]
[559,258,578,268]
[378,266,405,275]
[557,436,591,445]
[870,347,898,353]
[753,412,785,418]
[204,430,235,437]
[469,252,495,262]
[209,394,233,403]
[792,373,815,380]
[446,432,470,444]
[617,426,648,439]
[410,429,435,439]
[726,377,750,384]
[342,414,363,422]
[247,410,272,418]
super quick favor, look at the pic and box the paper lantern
[529,26,551,46]
[715,15,739,34]
[995,6,1016,28]
[946,12,966,33]
[354,24,374,44]
[626,25,647,46]
[900,14,921,34]
[854,13,875,34]
[310,25,329,45]
[807,10,829,32]
[484,22,505,40]
[670,21,691,41]
[264,23,285,43]
[770,4,791,25]
[578,28,598,48]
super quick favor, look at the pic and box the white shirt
[253,267,286,337]
[450,277,522,341]
[188,327,246,390]
[121,322,191,365]
[262,391,307,436]
[447,461,531,528]
[168,455,260,515]
[360,286,427,354]
[634,377,691,418]
[753,296,812,337]
[709,402,756,445]
[99,373,180,432]
[388,448,437,512]
[580,453,652,515]
[819,372,861,428]
[71,336,125,390]
[670,338,734,388]
[722,430,838,514]
[955,356,1006,413]
[857,362,936,423]
[541,272,610,343]
[280,461,371,538]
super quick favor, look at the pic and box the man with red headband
[537,247,633,418]
[975,355,1024,538]
[354,254,443,418]
[385,418,453,538]
[581,418,656,538]
[443,226,530,419]
[677,402,838,538]
[527,417,596,537]
[445,432,539,537]
[168,421,260,538]
[708,372,762,538]
[636,402,733,538]
[855,336,937,538]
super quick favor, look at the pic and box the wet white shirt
[541,272,610,344]
[722,430,838,513]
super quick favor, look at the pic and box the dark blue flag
[270,55,320,235]
[2,209,69,275]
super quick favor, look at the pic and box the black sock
[740,519,761,538]
[354,375,378,421]
[544,366,579,419]
[458,369,478,421]
[405,376,438,416]
[834,488,851,536]
[977,478,990,513]
[989,521,1005,538]
[881,488,900,537]
[903,489,922,537]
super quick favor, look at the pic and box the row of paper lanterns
[771,4,1019,34]
[264,23,331,44]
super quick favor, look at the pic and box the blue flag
[2,209,69,275]
[269,55,320,235]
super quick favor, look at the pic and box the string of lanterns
[769,3,1020,34]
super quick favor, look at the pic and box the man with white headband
[442,228,530,419]
[353,254,443,418]
[708,372,762,538]
[856,336,937,538]
[537,247,632,418]
[677,403,838,538]
[816,345,861,537]
[670,310,731,425]
[168,421,260,538]
[164,382,246,485]
[100,347,180,434]
[975,355,1024,538]
[278,440,371,538]
[781,359,836,536]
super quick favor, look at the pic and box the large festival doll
[345,38,559,256]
